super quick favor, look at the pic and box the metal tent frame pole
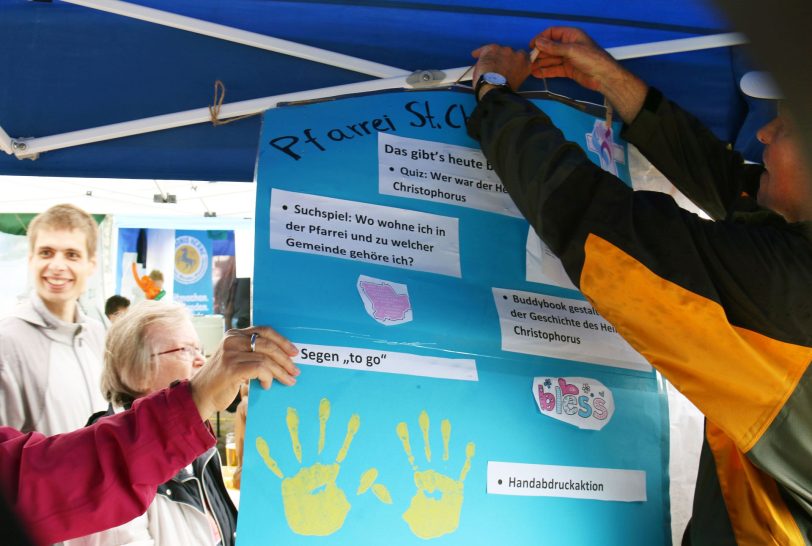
[0,125,13,156]
[13,74,417,157]
[607,32,745,60]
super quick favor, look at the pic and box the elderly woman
[66,300,293,546]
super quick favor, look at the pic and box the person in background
[0,204,106,435]
[132,265,166,301]
[148,270,165,294]
[1,324,300,546]
[467,27,811,544]
[224,277,251,330]
[104,295,131,323]
[68,300,296,546]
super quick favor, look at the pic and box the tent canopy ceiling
[0,0,767,183]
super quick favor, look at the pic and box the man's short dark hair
[105,295,131,318]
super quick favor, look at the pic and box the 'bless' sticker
[532,376,614,431]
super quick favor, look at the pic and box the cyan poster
[239,89,670,545]
[173,229,213,315]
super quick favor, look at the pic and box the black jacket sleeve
[621,87,763,220]
[466,87,812,345]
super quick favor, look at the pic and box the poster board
[239,88,670,545]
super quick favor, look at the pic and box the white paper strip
[525,227,577,290]
[378,133,521,217]
[270,189,461,277]
[293,342,478,382]
[488,461,646,502]
[492,287,651,371]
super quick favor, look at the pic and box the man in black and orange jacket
[467,27,812,545]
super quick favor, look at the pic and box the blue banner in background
[115,227,140,296]
[240,89,670,545]
[173,229,213,315]
[209,229,235,256]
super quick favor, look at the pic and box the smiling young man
[0,204,107,435]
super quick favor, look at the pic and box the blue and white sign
[239,89,670,546]
[173,231,212,315]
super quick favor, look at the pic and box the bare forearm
[598,66,648,124]
[529,27,648,124]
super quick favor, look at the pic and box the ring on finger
[250,332,258,353]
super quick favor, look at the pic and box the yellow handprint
[256,398,390,536]
[396,410,475,539]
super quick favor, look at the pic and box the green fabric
[749,364,812,544]
[0,213,105,236]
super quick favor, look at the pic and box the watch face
[483,72,507,86]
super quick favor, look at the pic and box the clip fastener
[406,69,447,88]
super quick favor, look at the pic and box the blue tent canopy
[0,0,766,182]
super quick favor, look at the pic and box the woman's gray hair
[101,299,192,407]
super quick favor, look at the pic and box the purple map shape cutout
[360,281,411,321]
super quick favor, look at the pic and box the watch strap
[475,73,507,101]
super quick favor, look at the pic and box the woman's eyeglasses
[151,344,204,360]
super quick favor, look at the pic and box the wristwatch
[475,72,508,100]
